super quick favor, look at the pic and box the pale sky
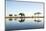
[6,0,43,16]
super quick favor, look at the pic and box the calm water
[5,18,44,30]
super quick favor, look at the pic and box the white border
[0,0,46,31]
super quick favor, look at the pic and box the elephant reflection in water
[19,18,25,22]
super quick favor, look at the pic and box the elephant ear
[19,13,25,16]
